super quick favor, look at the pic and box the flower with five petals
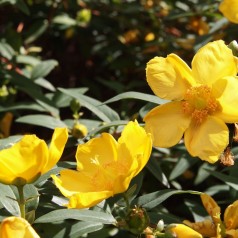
[52,121,152,209]
[144,40,238,163]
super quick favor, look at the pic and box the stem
[17,185,25,219]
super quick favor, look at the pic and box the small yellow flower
[167,224,203,238]
[144,40,238,163]
[52,121,152,209]
[184,193,238,238]
[0,127,68,186]
[0,216,40,238]
[219,0,238,24]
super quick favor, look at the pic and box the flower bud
[72,123,88,139]
[125,207,150,235]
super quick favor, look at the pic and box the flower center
[182,85,221,124]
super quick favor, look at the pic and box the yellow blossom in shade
[184,193,238,238]
[0,112,13,138]
[51,121,152,209]
[0,127,68,186]
[219,0,238,24]
[0,216,40,238]
[144,40,238,163]
[167,224,203,238]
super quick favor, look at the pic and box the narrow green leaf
[31,60,58,80]
[54,221,103,238]
[53,14,77,26]
[0,103,46,113]
[58,88,120,122]
[16,114,67,129]
[35,78,56,91]
[208,170,238,190]
[34,209,116,224]
[104,91,168,105]
[0,41,15,60]
[0,184,20,216]
[169,155,197,180]
[133,189,201,210]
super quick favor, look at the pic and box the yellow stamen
[182,85,221,124]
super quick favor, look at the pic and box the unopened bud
[71,123,88,139]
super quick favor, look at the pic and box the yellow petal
[226,229,238,238]
[0,135,48,185]
[67,190,112,209]
[184,116,229,163]
[52,169,113,209]
[224,200,238,230]
[183,219,216,237]
[0,216,40,238]
[192,40,238,86]
[43,127,68,174]
[214,76,238,123]
[219,0,238,23]
[76,133,118,172]
[146,54,193,100]
[144,102,191,147]
[118,120,152,177]
[200,193,221,225]
[168,224,203,238]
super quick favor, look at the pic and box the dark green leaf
[34,209,116,224]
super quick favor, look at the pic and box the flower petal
[183,219,216,237]
[168,224,203,238]
[184,116,229,163]
[213,76,238,123]
[146,54,193,100]
[144,102,191,147]
[224,200,238,230]
[67,191,112,209]
[43,127,68,174]
[0,135,47,185]
[0,216,40,238]
[52,169,113,208]
[219,0,238,23]
[118,120,152,176]
[76,133,118,172]
[200,193,221,225]
[192,40,238,85]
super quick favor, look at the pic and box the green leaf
[146,157,170,188]
[53,14,77,26]
[0,184,20,216]
[54,221,103,238]
[104,91,168,105]
[24,19,48,44]
[16,0,30,15]
[16,114,67,129]
[58,88,120,122]
[0,41,15,60]
[169,155,197,180]
[34,209,116,224]
[31,60,58,80]
[7,71,59,117]
[35,78,56,91]
[208,170,238,190]
[133,189,201,210]
[0,102,46,113]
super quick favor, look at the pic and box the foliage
[0,0,238,237]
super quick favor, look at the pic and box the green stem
[17,185,25,219]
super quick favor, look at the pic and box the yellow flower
[0,112,13,138]
[0,216,40,238]
[52,121,152,209]
[219,0,238,24]
[0,127,68,186]
[144,40,238,163]
[167,224,203,238]
[184,193,238,238]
